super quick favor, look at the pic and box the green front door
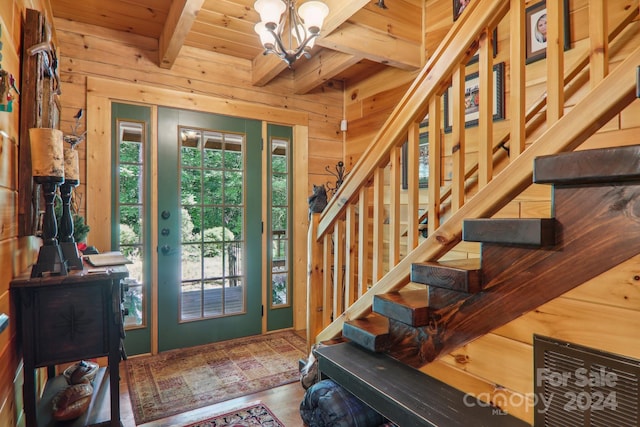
[157,107,262,351]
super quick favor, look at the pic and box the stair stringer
[386,181,640,368]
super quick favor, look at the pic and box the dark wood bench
[316,342,531,427]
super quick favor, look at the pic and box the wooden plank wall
[343,0,640,423]
[0,1,52,425]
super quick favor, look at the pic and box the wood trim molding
[86,77,309,126]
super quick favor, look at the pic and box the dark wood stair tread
[411,258,482,292]
[316,342,530,427]
[343,314,390,352]
[374,289,429,326]
[534,145,640,185]
[374,288,469,326]
[463,218,557,246]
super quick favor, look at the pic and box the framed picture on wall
[402,117,429,189]
[453,0,472,21]
[525,0,571,64]
[443,62,505,133]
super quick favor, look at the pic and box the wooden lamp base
[59,180,83,269]
[31,178,68,278]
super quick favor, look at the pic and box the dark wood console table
[11,266,128,427]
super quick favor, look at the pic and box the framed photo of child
[525,0,571,64]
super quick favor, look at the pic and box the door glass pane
[224,207,243,239]
[224,134,243,169]
[182,243,202,281]
[203,171,222,205]
[203,244,224,276]
[203,280,223,316]
[203,133,223,168]
[181,130,201,167]
[224,279,243,314]
[228,240,243,277]
[179,127,246,322]
[272,175,288,206]
[181,169,202,204]
[181,281,203,321]
[225,171,243,204]
[116,120,146,328]
[271,137,290,307]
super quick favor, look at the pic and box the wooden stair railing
[308,0,640,347]
[408,3,637,237]
[317,0,510,237]
[307,0,512,343]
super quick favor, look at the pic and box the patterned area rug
[183,402,284,427]
[126,331,307,424]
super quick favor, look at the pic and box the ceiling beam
[251,0,371,86]
[320,0,374,35]
[252,53,290,87]
[294,50,363,94]
[319,22,421,71]
[159,0,205,69]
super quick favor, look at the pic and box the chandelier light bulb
[254,0,286,27]
[298,1,329,34]
[291,24,314,55]
[255,22,277,49]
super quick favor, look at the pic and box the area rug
[183,402,284,427]
[126,331,307,424]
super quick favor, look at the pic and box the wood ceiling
[50,0,424,94]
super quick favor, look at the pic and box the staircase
[316,145,640,426]
[306,1,640,424]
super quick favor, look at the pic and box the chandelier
[254,0,329,67]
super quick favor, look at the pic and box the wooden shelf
[36,368,117,427]
[11,268,127,427]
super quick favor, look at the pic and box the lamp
[254,0,329,67]
[29,127,68,277]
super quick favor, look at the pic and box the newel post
[307,213,324,349]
